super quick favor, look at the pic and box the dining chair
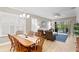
[36,37,45,52]
[30,37,45,52]
[35,32,41,37]
[16,31,24,35]
[8,34,15,52]
[12,36,30,52]
[27,31,34,36]
[35,32,46,39]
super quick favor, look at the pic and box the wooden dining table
[13,35,38,47]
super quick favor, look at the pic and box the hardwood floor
[0,34,76,52]
[43,34,76,52]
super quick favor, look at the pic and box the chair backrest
[8,34,14,45]
[16,31,24,35]
[36,37,45,52]
[37,37,45,47]
[35,32,42,37]
[12,36,19,51]
[12,36,28,52]
[35,32,46,39]
[38,30,44,36]
[30,37,45,52]
[27,31,34,36]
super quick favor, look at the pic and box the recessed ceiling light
[19,13,26,18]
[26,14,30,18]
[19,14,23,17]
[22,13,26,17]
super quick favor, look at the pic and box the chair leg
[13,47,15,52]
[10,45,15,52]
[10,46,13,52]
[27,47,31,52]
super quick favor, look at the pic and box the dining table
[13,34,39,47]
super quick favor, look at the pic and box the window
[31,18,38,32]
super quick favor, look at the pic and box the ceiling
[0,7,76,19]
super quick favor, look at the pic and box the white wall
[0,11,26,36]
[31,16,52,32]
[26,18,31,33]
[0,11,16,36]
[76,8,79,23]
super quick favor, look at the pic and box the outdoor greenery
[57,23,68,33]
[57,23,64,30]
[74,23,79,35]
